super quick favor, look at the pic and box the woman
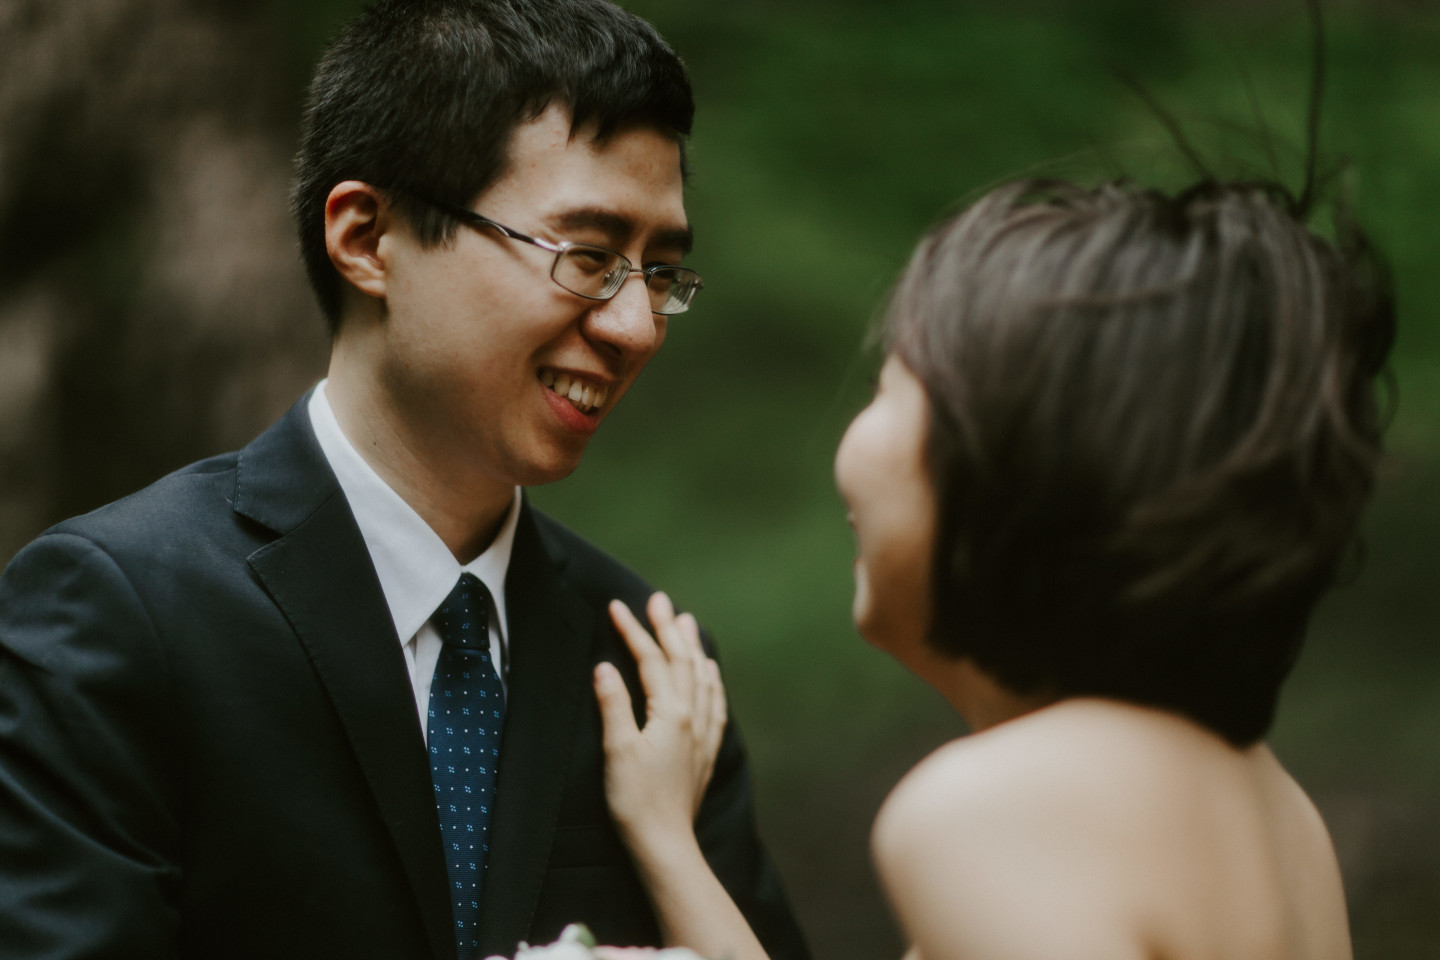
[592,176,1394,960]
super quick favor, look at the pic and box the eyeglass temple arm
[415,195,560,252]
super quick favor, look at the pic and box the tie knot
[434,573,490,651]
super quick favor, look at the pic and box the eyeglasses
[413,195,704,316]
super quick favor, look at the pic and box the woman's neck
[940,658,1059,734]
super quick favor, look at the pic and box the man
[0,3,809,959]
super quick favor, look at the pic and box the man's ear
[325,181,393,300]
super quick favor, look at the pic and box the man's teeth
[539,370,608,413]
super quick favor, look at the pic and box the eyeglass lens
[551,246,701,315]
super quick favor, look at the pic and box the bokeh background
[1,0,1435,956]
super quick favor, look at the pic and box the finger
[696,662,720,788]
[680,615,711,735]
[647,593,695,705]
[691,659,727,817]
[675,610,706,661]
[608,600,672,711]
[609,598,663,666]
[675,613,710,722]
[679,613,708,702]
[705,658,727,760]
[593,661,638,753]
[646,592,688,663]
[708,662,725,742]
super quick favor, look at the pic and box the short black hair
[886,178,1395,746]
[291,0,694,329]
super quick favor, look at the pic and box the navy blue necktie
[428,573,505,960]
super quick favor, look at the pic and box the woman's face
[834,354,938,660]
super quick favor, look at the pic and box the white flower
[489,924,708,960]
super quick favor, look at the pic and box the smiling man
[320,105,691,560]
[0,3,808,960]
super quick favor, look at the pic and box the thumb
[593,661,638,752]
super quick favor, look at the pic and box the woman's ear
[324,180,391,300]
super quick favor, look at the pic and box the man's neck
[325,365,515,564]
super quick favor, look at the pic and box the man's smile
[539,367,611,415]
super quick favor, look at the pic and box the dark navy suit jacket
[0,398,809,960]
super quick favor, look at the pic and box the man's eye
[568,249,613,275]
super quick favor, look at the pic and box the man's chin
[511,448,590,489]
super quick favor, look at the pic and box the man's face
[373,104,689,491]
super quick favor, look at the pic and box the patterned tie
[428,573,505,960]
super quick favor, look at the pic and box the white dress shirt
[308,380,521,743]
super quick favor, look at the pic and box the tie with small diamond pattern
[428,573,505,960]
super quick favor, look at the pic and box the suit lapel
[477,501,598,956]
[234,401,456,960]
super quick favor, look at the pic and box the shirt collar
[307,380,521,647]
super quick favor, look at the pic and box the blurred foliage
[5,0,1436,957]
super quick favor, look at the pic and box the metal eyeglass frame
[411,194,703,315]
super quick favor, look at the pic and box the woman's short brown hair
[886,178,1395,746]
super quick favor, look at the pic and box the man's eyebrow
[552,207,694,256]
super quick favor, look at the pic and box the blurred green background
[1,1,1435,957]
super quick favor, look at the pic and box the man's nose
[584,273,662,359]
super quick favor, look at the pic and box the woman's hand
[592,594,770,960]
[593,592,726,856]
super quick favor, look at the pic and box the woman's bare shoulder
[875,698,1211,841]
[871,698,1350,960]
[871,700,1200,960]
